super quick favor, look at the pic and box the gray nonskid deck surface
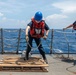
[0,54,76,75]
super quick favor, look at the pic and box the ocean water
[0,29,76,54]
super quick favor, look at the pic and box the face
[35,20,41,23]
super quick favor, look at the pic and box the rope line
[26,40,41,51]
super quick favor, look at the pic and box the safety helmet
[34,11,43,21]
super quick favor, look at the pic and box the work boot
[24,56,29,60]
[42,55,48,64]
[43,58,48,64]
[43,57,48,64]
[24,53,29,60]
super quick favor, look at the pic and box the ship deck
[0,54,76,75]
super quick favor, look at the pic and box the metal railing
[51,29,76,58]
[0,28,76,57]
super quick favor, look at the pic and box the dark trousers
[26,34,46,60]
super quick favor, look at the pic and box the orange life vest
[30,18,45,38]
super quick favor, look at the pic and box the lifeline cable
[44,39,52,53]
[56,30,76,34]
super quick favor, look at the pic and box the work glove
[42,35,47,40]
[26,35,29,42]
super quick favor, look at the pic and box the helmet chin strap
[35,20,41,23]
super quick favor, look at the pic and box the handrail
[4,29,18,32]
[56,30,76,33]
[0,29,76,54]
[54,30,76,57]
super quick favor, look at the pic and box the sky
[0,0,76,29]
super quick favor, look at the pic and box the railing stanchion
[16,28,21,54]
[50,29,54,54]
[1,28,4,54]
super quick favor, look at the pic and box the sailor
[63,21,76,30]
[25,11,49,64]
